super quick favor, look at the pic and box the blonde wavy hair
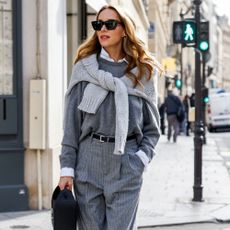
[74,5,163,86]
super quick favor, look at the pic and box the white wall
[47,0,67,148]
[22,0,67,209]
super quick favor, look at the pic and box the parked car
[207,92,230,132]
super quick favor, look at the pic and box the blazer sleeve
[138,100,161,162]
[59,82,87,170]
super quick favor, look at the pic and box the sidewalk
[0,134,230,229]
[137,134,230,228]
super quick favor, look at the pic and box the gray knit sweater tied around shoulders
[62,54,160,157]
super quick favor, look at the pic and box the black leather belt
[91,133,136,143]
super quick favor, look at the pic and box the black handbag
[51,186,79,230]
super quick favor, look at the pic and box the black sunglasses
[91,20,122,31]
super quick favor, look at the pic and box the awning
[86,0,107,12]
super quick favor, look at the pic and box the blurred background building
[0,0,230,211]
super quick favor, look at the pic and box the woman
[58,5,162,230]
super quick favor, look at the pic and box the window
[0,0,13,95]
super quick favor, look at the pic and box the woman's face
[96,9,125,53]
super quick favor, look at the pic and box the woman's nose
[101,24,107,31]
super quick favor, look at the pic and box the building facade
[218,17,230,91]
[148,0,171,102]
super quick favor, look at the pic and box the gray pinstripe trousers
[74,136,144,230]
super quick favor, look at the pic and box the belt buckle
[99,135,105,143]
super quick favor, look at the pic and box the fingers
[58,176,73,191]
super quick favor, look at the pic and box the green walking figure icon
[184,24,194,41]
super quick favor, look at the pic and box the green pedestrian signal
[198,21,209,52]
[183,21,196,43]
[173,20,196,45]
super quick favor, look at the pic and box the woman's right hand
[58,176,73,191]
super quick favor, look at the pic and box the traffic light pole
[202,53,207,145]
[179,12,184,96]
[193,0,203,202]
[180,46,183,96]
